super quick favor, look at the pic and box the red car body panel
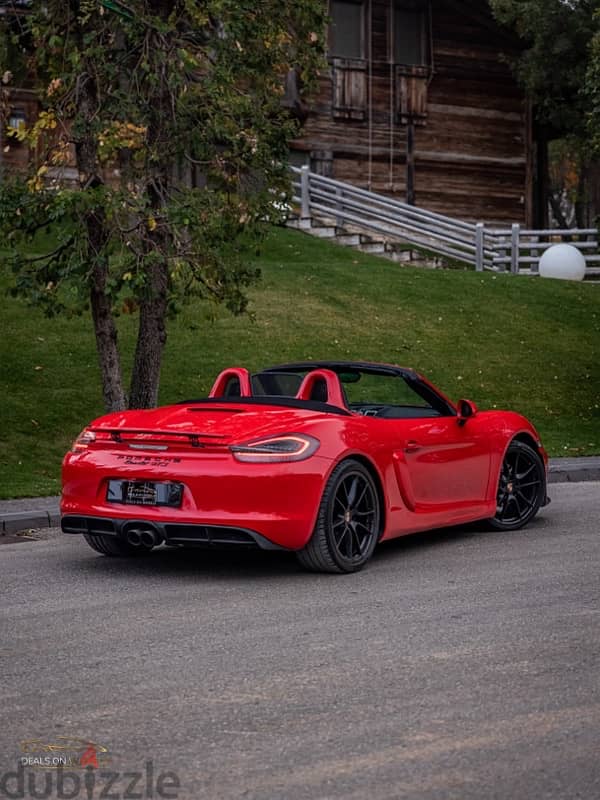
[61,362,548,551]
[62,408,334,549]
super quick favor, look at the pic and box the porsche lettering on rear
[115,455,183,466]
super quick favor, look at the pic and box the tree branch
[24,235,75,264]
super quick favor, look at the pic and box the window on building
[332,60,367,120]
[393,0,430,67]
[329,0,365,60]
[329,0,367,120]
[289,149,309,169]
[8,109,26,132]
[310,150,334,177]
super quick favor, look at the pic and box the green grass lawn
[1,225,599,499]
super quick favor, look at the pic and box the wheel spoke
[516,490,534,509]
[347,526,359,557]
[501,495,517,520]
[355,520,373,536]
[513,493,522,517]
[334,495,346,513]
[346,477,360,506]
[517,463,535,480]
[335,524,350,548]
[517,480,541,490]
[347,527,357,558]
[354,483,369,509]
[338,480,349,506]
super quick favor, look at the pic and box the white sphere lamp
[539,243,586,282]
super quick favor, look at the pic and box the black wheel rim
[496,448,542,525]
[330,471,378,562]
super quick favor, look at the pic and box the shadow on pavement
[65,514,548,582]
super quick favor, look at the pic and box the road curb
[1,507,61,535]
[548,466,600,484]
[0,457,599,535]
[548,456,600,485]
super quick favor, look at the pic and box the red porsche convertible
[61,361,549,573]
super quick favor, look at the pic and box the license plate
[107,480,183,507]
[125,481,156,505]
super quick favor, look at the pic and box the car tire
[488,440,545,531]
[83,533,153,557]
[296,459,381,574]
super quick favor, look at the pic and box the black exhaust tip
[140,529,158,547]
[126,529,143,546]
[123,523,163,548]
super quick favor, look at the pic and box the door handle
[404,440,421,453]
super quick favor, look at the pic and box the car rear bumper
[61,515,287,550]
[61,451,333,549]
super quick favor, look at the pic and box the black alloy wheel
[488,440,545,531]
[297,459,381,573]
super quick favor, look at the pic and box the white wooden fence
[486,225,600,275]
[291,166,600,277]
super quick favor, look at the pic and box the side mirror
[457,398,478,427]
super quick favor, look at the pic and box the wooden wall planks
[291,0,530,224]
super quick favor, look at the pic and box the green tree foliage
[0,0,326,410]
[489,1,600,225]
[488,0,598,136]
[585,14,600,153]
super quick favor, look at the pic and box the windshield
[253,367,451,418]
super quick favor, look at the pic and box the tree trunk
[534,129,549,229]
[89,211,127,412]
[588,162,600,227]
[548,192,570,229]
[128,259,168,409]
[127,164,170,409]
[75,71,126,412]
[128,7,172,410]
[575,160,591,229]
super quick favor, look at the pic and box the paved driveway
[1,482,599,799]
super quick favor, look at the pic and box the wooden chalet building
[1,0,545,226]
[288,0,543,226]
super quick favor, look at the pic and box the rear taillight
[230,434,319,463]
[71,429,95,452]
[71,428,112,452]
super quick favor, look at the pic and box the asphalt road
[1,482,599,800]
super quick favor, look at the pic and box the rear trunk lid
[89,401,324,451]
